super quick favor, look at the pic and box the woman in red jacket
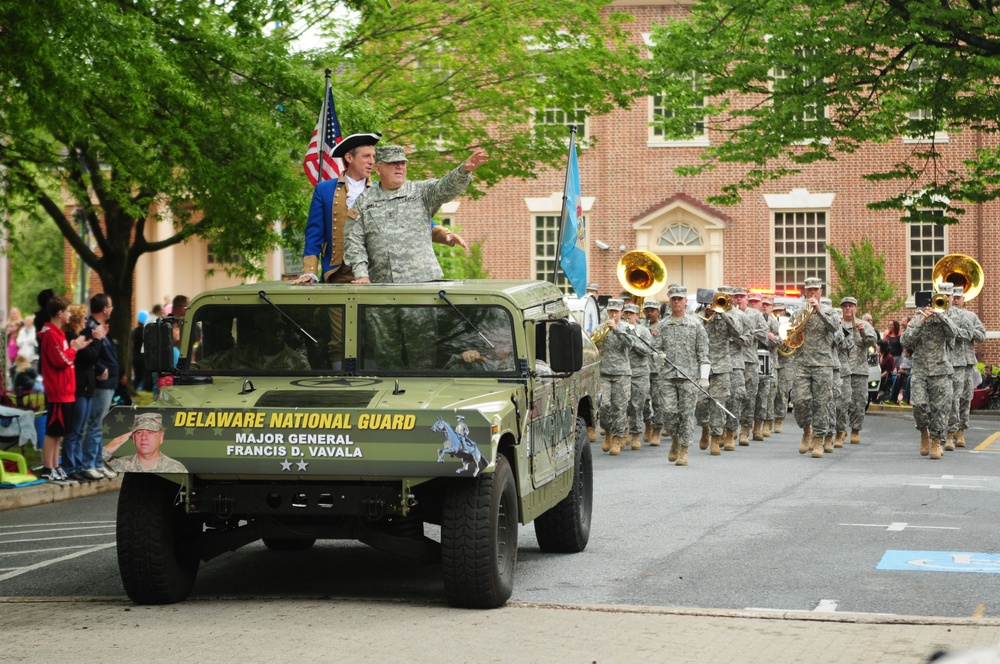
[38,296,91,483]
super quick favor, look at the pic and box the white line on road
[0,521,115,530]
[0,525,117,538]
[839,523,960,531]
[904,483,984,490]
[0,544,114,556]
[814,599,839,612]
[2,533,117,545]
[0,543,116,583]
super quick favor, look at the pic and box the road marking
[0,545,112,556]
[813,599,838,612]
[975,432,1000,451]
[973,604,986,618]
[2,533,116,545]
[0,543,116,583]
[877,550,1000,574]
[905,483,983,490]
[839,523,959,531]
[0,525,116,538]
[0,520,115,530]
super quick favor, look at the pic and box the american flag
[303,86,343,185]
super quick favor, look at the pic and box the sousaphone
[932,254,984,302]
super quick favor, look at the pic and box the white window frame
[533,213,580,295]
[903,59,949,144]
[648,75,709,148]
[771,210,829,294]
[907,212,947,302]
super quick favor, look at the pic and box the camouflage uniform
[696,307,736,452]
[624,307,655,443]
[772,307,795,431]
[723,300,751,441]
[642,303,667,441]
[902,302,959,456]
[829,308,847,445]
[344,164,473,283]
[946,292,986,443]
[107,452,187,474]
[597,301,633,453]
[756,306,780,427]
[739,301,769,442]
[841,311,877,439]
[658,309,710,449]
[791,280,842,455]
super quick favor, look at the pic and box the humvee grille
[254,390,379,408]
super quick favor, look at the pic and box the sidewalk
[0,474,121,511]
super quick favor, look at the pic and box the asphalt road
[1,411,998,619]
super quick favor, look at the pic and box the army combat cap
[747,292,762,302]
[840,297,857,306]
[732,286,748,296]
[606,298,624,311]
[668,285,687,299]
[935,281,955,294]
[623,303,640,314]
[952,285,966,296]
[643,299,660,310]
[375,145,408,163]
[132,412,163,433]
[803,277,824,290]
[586,283,599,292]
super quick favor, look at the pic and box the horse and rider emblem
[432,416,489,477]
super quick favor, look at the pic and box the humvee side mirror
[548,319,583,373]
[144,319,176,374]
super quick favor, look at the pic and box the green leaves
[826,240,905,326]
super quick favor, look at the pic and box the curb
[0,476,122,511]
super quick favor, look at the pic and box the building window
[533,102,588,141]
[650,73,707,146]
[903,60,948,144]
[773,211,827,293]
[770,48,825,127]
[658,223,703,247]
[909,215,946,296]
[534,214,575,294]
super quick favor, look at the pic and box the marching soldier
[696,288,738,455]
[902,283,960,459]
[792,278,842,458]
[840,297,877,444]
[623,303,655,450]
[945,284,986,449]
[771,300,794,434]
[657,286,710,466]
[597,299,633,456]
[747,292,778,440]
[642,300,666,446]
[759,295,781,437]
[724,287,753,450]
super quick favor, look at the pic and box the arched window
[658,223,702,247]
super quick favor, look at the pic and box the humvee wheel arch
[441,454,518,609]
[533,417,593,553]
[117,474,201,605]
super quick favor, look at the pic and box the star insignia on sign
[280,459,292,471]
[296,460,309,472]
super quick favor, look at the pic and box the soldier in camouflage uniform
[945,285,986,449]
[596,299,633,455]
[720,287,751,451]
[792,278,844,458]
[901,283,960,459]
[827,303,848,453]
[344,145,487,284]
[840,297,877,445]
[657,286,710,466]
[758,295,781,437]
[771,301,795,434]
[103,412,187,474]
[641,300,666,446]
[732,288,767,446]
[623,304,655,450]
[696,289,737,456]
[747,292,778,440]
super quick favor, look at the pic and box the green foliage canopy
[649,0,1000,223]
[826,239,905,326]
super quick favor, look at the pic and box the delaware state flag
[559,142,586,298]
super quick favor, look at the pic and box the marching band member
[747,292,778,440]
[623,303,654,450]
[792,278,842,458]
[696,287,738,455]
[771,300,794,434]
[945,284,986,449]
[642,300,666,446]
[840,297,877,445]
[597,299,633,456]
[722,287,752,451]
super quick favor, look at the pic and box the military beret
[840,297,857,306]
[668,285,687,298]
[132,412,163,433]
[606,298,624,311]
[375,145,408,163]
[623,303,640,314]
[643,299,660,310]
[803,277,824,289]
[332,133,381,159]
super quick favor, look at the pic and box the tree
[434,224,489,280]
[648,0,1000,222]
[8,211,66,316]
[826,240,905,326]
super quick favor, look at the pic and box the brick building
[444,0,1000,360]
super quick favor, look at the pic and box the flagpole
[552,124,577,286]
[317,69,332,183]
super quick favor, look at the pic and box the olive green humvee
[109,280,599,608]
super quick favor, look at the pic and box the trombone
[698,291,732,321]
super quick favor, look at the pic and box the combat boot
[650,428,662,447]
[631,433,642,451]
[930,438,943,460]
[600,427,607,439]
[834,431,846,448]
[811,435,825,458]
[799,428,811,455]
[709,435,722,456]
[676,445,689,466]
[752,421,764,441]
[723,429,737,451]
[668,440,680,463]
[850,429,860,444]
[956,429,967,448]
[601,434,611,453]
[762,420,772,438]
[944,432,956,452]
[643,421,652,443]
[774,418,784,434]
[919,428,930,457]
[739,424,751,446]
[609,436,622,456]
[823,433,834,454]
[699,425,710,450]
[588,426,597,443]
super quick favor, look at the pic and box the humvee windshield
[185,303,517,376]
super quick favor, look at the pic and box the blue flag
[559,143,587,297]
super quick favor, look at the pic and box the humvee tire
[117,474,200,605]
[533,417,593,553]
[441,455,518,609]
[262,538,316,551]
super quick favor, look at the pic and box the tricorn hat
[331,133,381,160]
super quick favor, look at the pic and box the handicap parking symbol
[877,550,1000,574]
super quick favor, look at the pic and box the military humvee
[110,280,599,608]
